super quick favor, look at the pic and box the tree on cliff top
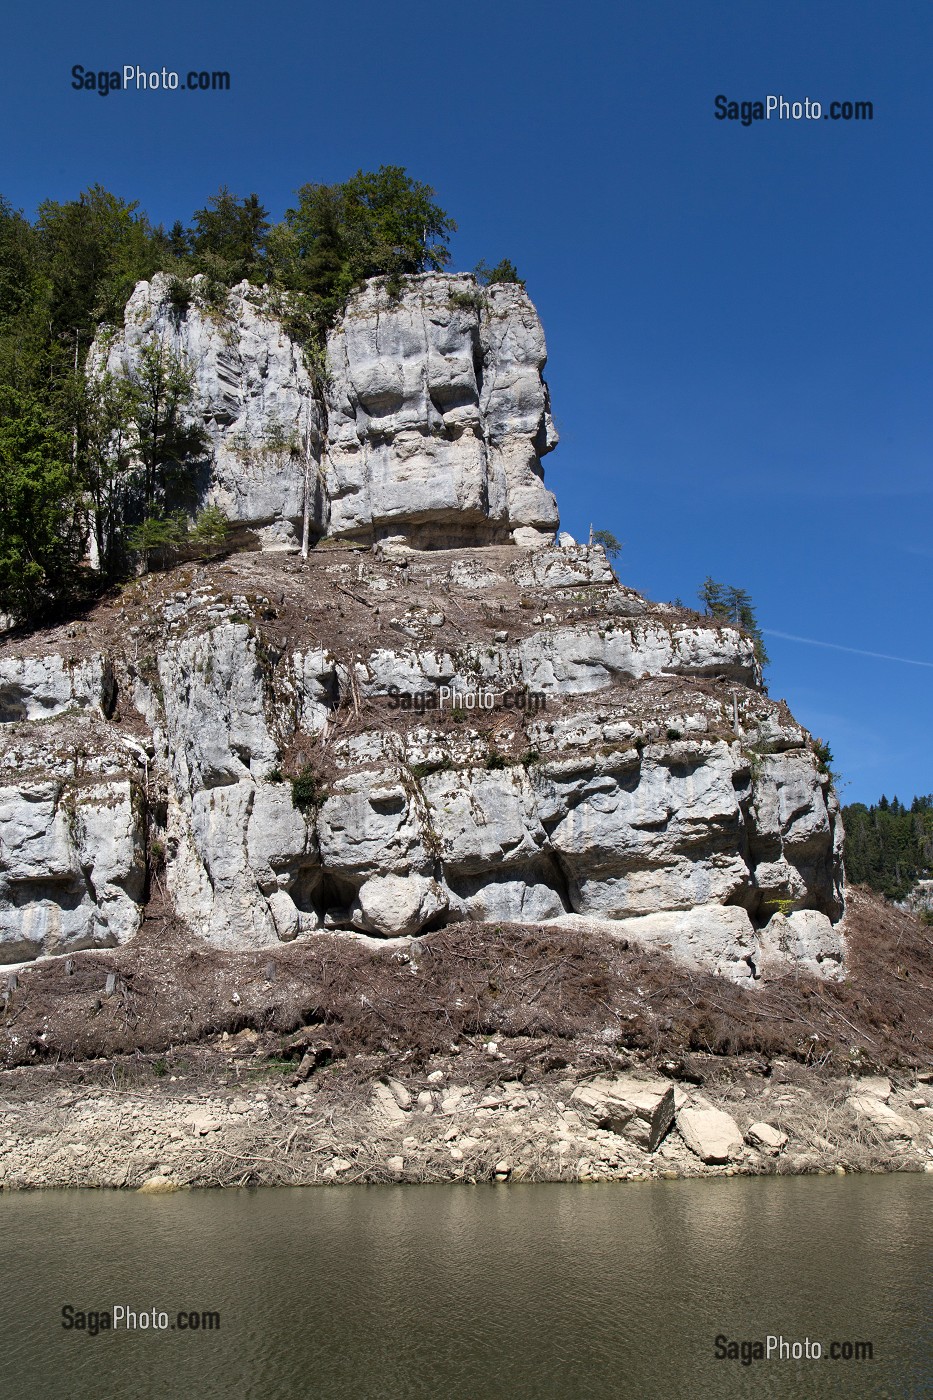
[36,186,159,344]
[475,257,525,288]
[270,166,456,332]
[698,577,770,668]
[189,187,270,286]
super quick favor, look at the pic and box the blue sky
[2,0,930,805]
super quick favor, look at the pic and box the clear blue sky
[2,0,930,805]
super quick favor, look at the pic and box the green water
[0,1175,929,1399]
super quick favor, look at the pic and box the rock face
[326,276,559,548]
[0,654,115,723]
[88,272,559,551]
[88,276,322,554]
[2,272,847,981]
[0,544,845,977]
[0,716,146,960]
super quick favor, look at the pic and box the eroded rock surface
[89,272,559,551]
[0,717,145,959]
[4,273,848,978]
[88,275,322,553]
[0,545,844,977]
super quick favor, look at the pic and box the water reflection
[0,1175,929,1399]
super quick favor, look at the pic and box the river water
[1,1175,929,1400]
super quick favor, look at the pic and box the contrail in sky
[763,630,933,669]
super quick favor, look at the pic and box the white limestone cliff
[0,546,845,982]
[0,275,847,983]
[88,272,559,551]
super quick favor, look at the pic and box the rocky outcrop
[89,272,559,551]
[3,271,848,982]
[0,544,845,978]
[0,654,115,723]
[325,276,558,548]
[0,716,146,960]
[88,276,322,553]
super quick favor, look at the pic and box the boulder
[847,1094,912,1139]
[188,1113,222,1136]
[609,906,760,985]
[855,1075,891,1101]
[746,1122,788,1151]
[677,1106,744,1163]
[137,1175,179,1194]
[351,872,447,937]
[382,1077,412,1110]
[759,909,844,979]
[571,1075,675,1151]
[371,1082,408,1127]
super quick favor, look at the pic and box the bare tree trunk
[72,331,79,466]
[301,406,312,560]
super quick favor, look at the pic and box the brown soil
[2,887,930,1076]
[2,888,931,1190]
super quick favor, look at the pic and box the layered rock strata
[1,272,848,984]
[88,273,559,551]
[0,545,845,982]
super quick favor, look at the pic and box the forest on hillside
[841,794,933,901]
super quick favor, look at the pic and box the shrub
[127,511,189,572]
[166,275,192,316]
[448,288,485,311]
[411,758,451,779]
[474,258,525,288]
[291,766,327,812]
[190,504,230,555]
[590,529,622,561]
[812,738,835,777]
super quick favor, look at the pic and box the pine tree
[697,578,769,667]
[128,341,207,514]
[698,576,728,617]
[190,188,269,285]
[0,387,84,620]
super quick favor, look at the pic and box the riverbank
[1,1040,932,1191]
[2,887,931,1190]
